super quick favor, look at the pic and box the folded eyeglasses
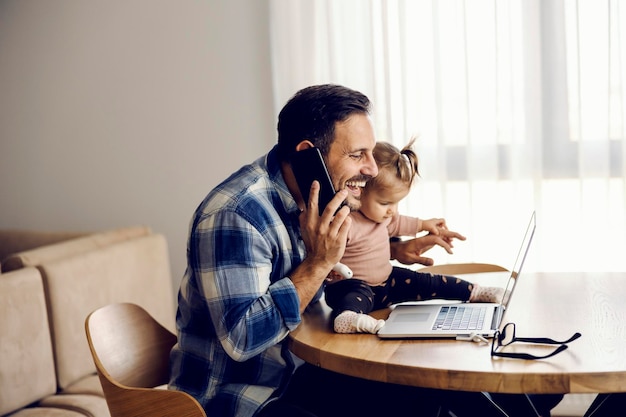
[491,322,581,360]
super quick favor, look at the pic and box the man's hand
[390,228,466,266]
[298,182,351,265]
[291,182,351,311]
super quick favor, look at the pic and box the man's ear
[294,140,315,152]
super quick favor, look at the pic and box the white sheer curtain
[269,0,626,272]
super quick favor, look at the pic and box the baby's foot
[334,311,385,334]
[469,285,505,303]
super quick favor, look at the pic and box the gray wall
[0,1,275,292]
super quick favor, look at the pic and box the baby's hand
[439,228,466,247]
[325,263,353,284]
[325,270,345,284]
[421,218,448,235]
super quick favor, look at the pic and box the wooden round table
[288,272,626,394]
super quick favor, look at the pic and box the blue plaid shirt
[169,145,316,417]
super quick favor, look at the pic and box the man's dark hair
[277,84,371,161]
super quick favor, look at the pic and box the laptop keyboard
[432,305,486,331]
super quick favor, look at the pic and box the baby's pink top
[341,211,423,286]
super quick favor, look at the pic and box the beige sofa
[0,226,176,417]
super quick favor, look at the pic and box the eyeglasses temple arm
[492,343,570,360]
[514,332,581,345]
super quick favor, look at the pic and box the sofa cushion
[1,226,151,273]
[37,393,110,417]
[0,268,57,415]
[41,233,175,390]
[60,374,103,396]
[6,407,88,416]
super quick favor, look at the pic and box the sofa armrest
[0,267,57,415]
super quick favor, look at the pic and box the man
[168,84,545,417]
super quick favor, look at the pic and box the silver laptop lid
[495,211,537,323]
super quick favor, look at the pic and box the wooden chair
[417,262,508,275]
[85,302,207,417]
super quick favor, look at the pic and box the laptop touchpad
[397,313,429,322]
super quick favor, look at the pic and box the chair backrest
[417,262,508,275]
[85,302,207,417]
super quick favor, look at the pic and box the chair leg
[445,392,512,417]
[584,393,626,417]
[488,393,543,417]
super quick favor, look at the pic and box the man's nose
[362,153,378,177]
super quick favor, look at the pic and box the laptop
[377,211,536,339]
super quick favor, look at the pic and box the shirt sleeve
[190,209,301,362]
[387,214,422,237]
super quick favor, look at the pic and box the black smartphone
[290,147,343,215]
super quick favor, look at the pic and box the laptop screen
[499,211,537,310]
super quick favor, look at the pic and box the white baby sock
[469,285,505,303]
[334,311,385,334]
